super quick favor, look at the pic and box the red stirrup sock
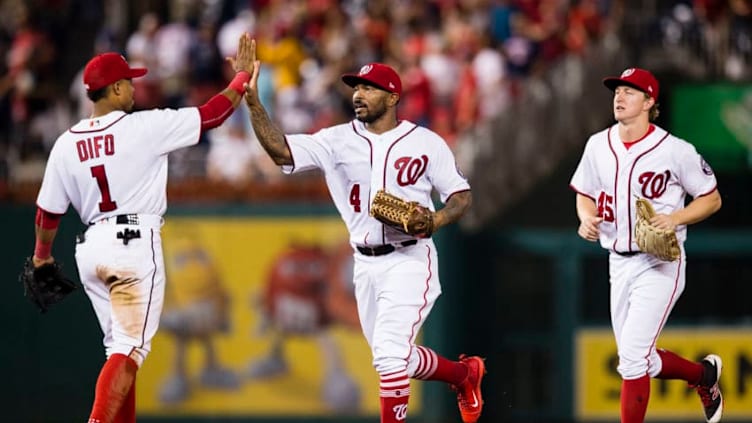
[621,374,650,423]
[88,354,138,423]
[655,348,704,385]
[411,345,468,385]
[380,369,410,423]
[113,374,136,423]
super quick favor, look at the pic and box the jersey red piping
[404,243,433,362]
[607,126,670,252]
[140,228,158,348]
[69,113,129,133]
[607,128,620,252]
[381,124,419,243]
[350,121,376,244]
[622,124,655,149]
[445,188,471,204]
[625,131,670,250]
[282,135,295,172]
[694,185,718,198]
[644,255,682,374]
[568,185,596,201]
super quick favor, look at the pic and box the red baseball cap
[342,63,402,96]
[603,68,659,101]
[83,52,148,92]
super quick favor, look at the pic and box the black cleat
[695,354,723,423]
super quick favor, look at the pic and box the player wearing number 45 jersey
[570,68,723,423]
[28,34,256,423]
[243,53,485,422]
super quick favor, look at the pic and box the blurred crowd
[626,0,752,80]
[0,0,749,203]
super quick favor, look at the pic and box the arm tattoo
[248,102,293,166]
[435,191,472,229]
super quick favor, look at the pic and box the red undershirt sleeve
[198,93,235,132]
[35,207,63,230]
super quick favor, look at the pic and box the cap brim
[603,77,643,93]
[341,74,393,93]
[127,68,148,79]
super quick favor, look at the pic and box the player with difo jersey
[28,34,255,423]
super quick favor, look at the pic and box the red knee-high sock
[411,346,467,385]
[88,354,138,423]
[380,369,410,423]
[621,374,650,423]
[655,348,704,385]
[113,374,136,423]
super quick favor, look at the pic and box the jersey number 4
[90,164,118,212]
[349,184,361,212]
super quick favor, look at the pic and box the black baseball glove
[19,256,77,313]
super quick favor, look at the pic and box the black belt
[114,214,140,225]
[356,240,418,256]
[82,214,142,245]
[615,250,640,257]
[89,214,140,225]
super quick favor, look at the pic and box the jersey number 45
[597,191,614,222]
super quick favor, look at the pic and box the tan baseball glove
[634,198,680,261]
[370,190,434,238]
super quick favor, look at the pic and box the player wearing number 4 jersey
[243,54,485,422]
[28,34,256,423]
[570,68,723,423]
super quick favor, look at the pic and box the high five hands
[240,39,262,108]
[227,32,255,75]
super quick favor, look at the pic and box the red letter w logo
[638,170,671,199]
[395,155,428,186]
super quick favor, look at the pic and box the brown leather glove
[634,198,680,261]
[370,190,434,238]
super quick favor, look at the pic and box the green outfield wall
[3,205,750,423]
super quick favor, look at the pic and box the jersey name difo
[76,134,115,162]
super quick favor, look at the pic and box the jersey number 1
[90,165,118,212]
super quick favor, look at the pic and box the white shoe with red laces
[696,354,723,423]
[453,355,486,423]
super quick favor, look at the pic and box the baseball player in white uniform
[570,68,723,423]
[29,34,255,423]
[243,56,485,423]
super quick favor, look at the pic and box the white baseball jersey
[283,119,470,246]
[570,124,717,253]
[571,123,718,381]
[284,118,469,380]
[36,108,200,223]
[36,107,200,367]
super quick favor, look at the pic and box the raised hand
[243,50,262,107]
[226,33,255,75]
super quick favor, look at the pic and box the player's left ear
[111,79,127,96]
[644,95,655,110]
[388,92,400,107]
[110,81,121,97]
